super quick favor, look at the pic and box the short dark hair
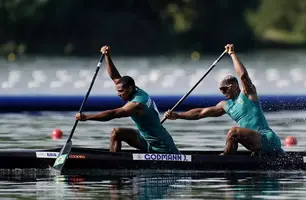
[117,76,135,88]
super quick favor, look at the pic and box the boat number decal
[36,152,59,158]
[54,154,68,166]
[132,153,192,162]
[303,156,306,163]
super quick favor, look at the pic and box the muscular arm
[230,53,258,100]
[178,101,226,120]
[105,55,121,84]
[85,102,142,121]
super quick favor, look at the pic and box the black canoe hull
[0,147,305,171]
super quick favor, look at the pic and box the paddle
[160,50,227,124]
[52,54,105,173]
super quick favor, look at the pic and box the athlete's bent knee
[226,127,240,140]
[110,128,121,141]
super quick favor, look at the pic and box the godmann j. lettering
[145,154,183,161]
[132,153,192,162]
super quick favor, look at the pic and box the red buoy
[284,136,297,147]
[51,128,63,140]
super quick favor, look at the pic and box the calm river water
[1,50,306,199]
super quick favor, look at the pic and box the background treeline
[1,0,306,56]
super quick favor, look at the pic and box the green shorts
[260,130,283,154]
[138,131,180,154]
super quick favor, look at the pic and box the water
[1,171,306,200]
[1,50,306,199]
[0,111,305,151]
[0,111,306,199]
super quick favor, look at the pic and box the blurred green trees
[247,0,306,44]
[0,0,305,56]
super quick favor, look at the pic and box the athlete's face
[219,84,238,99]
[116,84,132,101]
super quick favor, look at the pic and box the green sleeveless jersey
[224,92,271,132]
[129,88,174,142]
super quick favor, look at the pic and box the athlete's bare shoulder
[216,100,226,109]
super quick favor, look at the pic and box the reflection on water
[0,170,305,199]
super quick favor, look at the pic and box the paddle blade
[52,139,72,172]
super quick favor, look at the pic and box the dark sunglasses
[219,85,232,91]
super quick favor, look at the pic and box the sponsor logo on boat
[132,153,192,162]
[69,155,86,159]
[36,152,86,160]
[36,152,59,158]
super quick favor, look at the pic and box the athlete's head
[219,75,240,99]
[116,76,136,101]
